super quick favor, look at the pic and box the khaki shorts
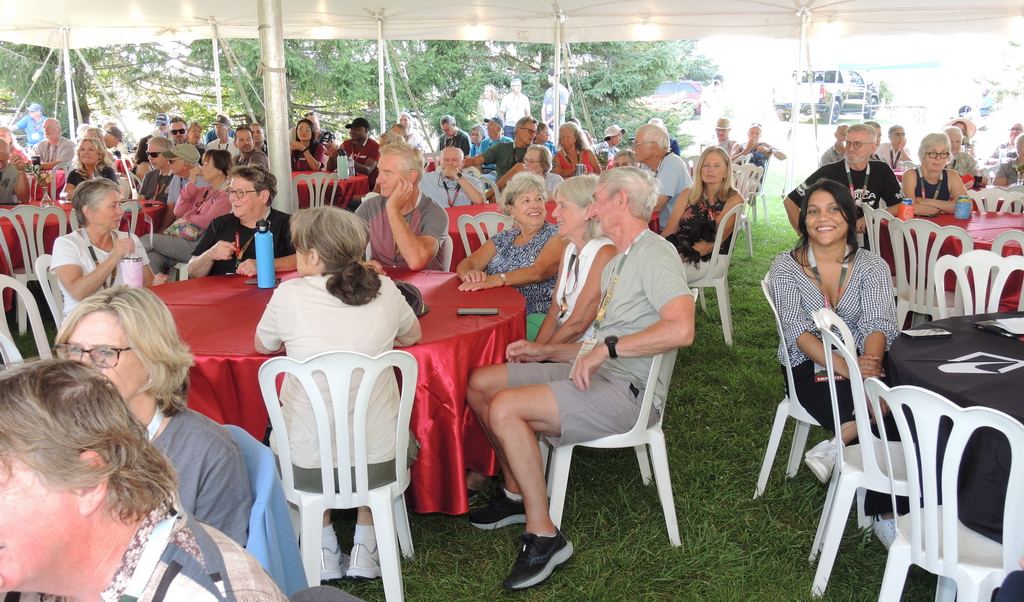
[505,362,654,446]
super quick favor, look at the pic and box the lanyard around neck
[82,228,119,289]
[844,160,869,200]
[807,245,850,311]
[592,231,645,332]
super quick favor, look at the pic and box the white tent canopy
[1,0,1022,48]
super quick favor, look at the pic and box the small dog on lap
[665,219,717,264]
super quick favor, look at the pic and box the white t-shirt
[256,274,417,469]
[206,139,240,158]
[554,237,614,341]
[51,230,149,317]
[500,93,531,124]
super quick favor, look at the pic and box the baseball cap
[161,143,201,165]
[155,113,169,126]
[105,126,124,141]
[715,118,731,130]
[28,103,43,113]
[484,116,505,129]
[603,125,625,141]
[211,115,232,128]
[345,117,371,129]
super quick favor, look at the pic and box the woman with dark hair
[290,117,325,171]
[143,149,234,275]
[132,135,154,179]
[765,177,899,540]
[255,206,422,582]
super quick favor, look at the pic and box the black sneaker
[502,530,574,591]
[468,489,526,530]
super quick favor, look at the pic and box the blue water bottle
[254,220,276,288]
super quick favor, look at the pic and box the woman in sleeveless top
[552,122,602,178]
[900,132,969,216]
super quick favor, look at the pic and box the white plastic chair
[0,331,22,366]
[480,177,502,205]
[293,172,340,208]
[49,161,72,200]
[968,189,1024,212]
[753,280,822,498]
[681,155,698,177]
[0,274,52,360]
[934,250,1024,317]
[808,309,908,597]
[888,218,972,327]
[732,164,763,257]
[0,205,67,333]
[900,160,917,170]
[688,202,745,345]
[125,171,143,199]
[543,351,681,546]
[440,235,453,272]
[457,211,512,259]
[860,204,890,258]
[34,254,63,328]
[875,382,1024,602]
[258,350,417,601]
[992,230,1024,256]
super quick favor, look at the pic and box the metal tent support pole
[377,15,387,134]
[74,49,137,145]
[211,21,223,113]
[389,41,433,152]
[258,0,293,211]
[785,9,811,194]
[552,13,563,131]
[61,27,75,136]
[223,40,266,113]
[383,38,401,123]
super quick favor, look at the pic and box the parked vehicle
[643,80,703,117]
[772,70,878,124]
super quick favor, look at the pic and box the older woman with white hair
[901,132,969,216]
[63,137,119,200]
[531,175,615,346]
[522,144,563,193]
[944,126,985,187]
[876,124,913,170]
[457,171,567,339]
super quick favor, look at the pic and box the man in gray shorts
[465,167,696,591]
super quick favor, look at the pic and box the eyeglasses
[633,141,655,148]
[170,128,187,135]
[226,188,258,198]
[523,159,541,165]
[518,128,537,135]
[55,344,133,368]
[843,141,869,150]
[147,152,163,158]
[925,151,951,159]
[891,132,906,137]
[1011,127,1023,132]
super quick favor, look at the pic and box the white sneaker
[346,541,382,580]
[804,439,838,483]
[872,516,897,549]
[321,545,349,582]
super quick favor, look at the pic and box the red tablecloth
[151,269,526,515]
[446,203,557,268]
[879,212,1024,312]
[291,171,369,209]
[26,171,67,203]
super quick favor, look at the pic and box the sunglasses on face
[147,152,162,158]
[170,128,187,135]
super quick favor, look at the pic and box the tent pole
[74,49,138,145]
[785,9,810,194]
[211,21,223,113]
[258,0,293,211]
[220,38,258,124]
[383,38,401,123]
[61,27,75,136]
[552,12,562,131]
[377,15,387,134]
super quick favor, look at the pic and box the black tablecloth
[889,312,1024,542]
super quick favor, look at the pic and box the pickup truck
[772,70,878,124]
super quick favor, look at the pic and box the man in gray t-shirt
[355,143,449,271]
[634,124,692,230]
[463,167,695,592]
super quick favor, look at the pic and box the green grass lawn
[6,172,940,600]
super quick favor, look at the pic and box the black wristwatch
[456,171,464,179]
[604,335,619,359]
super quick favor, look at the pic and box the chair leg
[934,576,957,602]
[786,419,812,478]
[393,492,414,559]
[16,299,27,335]
[546,446,575,529]
[698,288,707,311]
[755,400,791,498]
[811,477,860,597]
[876,545,911,602]
[810,475,839,562]
[298,498,327,589]
[368,493,406,602]
[647,431,681,547]
[745,221,754,258]
[716,280,733,346]
[634,444,651,485]
[855,487,871,529]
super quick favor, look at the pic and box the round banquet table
[888,312,1024,542]
[151,268,526,515]
[879,211,1024,312]
[292,171,369,209]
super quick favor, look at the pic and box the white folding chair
[888,218,972,327]
[808,309,908,597]
[293,172,340,208]
[34,254,64,328]
[876,383,1024,602]
[544,351,681,546]
[992,230,1024,256]
[0,205,67,333]
[934,249,1024,317]
[258,350,417,601]
[968,189,1024,212]
[49,161,72,200]
[457,211,511,259]
[688,202,745,345]
[0,274,52,360]
[754,280,822,498]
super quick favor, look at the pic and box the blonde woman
[56,285,253,545]
[64,137,118,200]
[661,145,743,279]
